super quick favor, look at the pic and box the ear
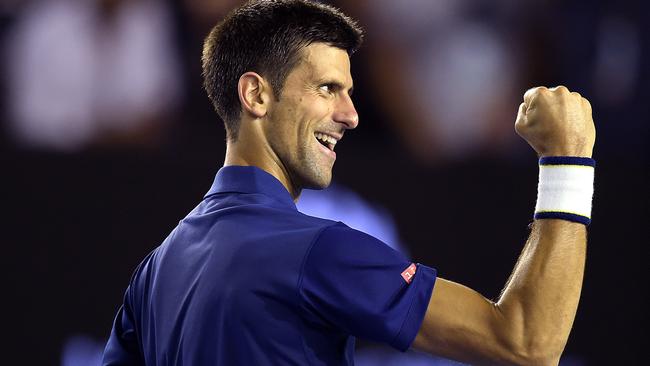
[238,72,271,119]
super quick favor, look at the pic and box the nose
[332,93,359,130]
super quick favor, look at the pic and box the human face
[263,43,359,191]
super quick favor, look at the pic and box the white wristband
[534,156,595,225]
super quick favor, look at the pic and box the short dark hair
[201,0,363,141]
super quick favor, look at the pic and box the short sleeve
[102,287,144,366]
[298,223,437,351]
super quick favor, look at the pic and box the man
[103,1,596,365]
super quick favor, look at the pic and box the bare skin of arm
[413,86,596,365]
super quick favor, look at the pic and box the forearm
[413,219,588,365]
[495,219,586,364]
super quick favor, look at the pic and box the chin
[300,170,332,190]
[303,177,331,190]
[293,155,333,190]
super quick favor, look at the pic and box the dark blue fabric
[102,166,437,365]
[539,156,596,167]
[534,211,591,225]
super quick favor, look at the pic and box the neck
[224,138,301,202]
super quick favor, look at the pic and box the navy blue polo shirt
[103,166,437,365]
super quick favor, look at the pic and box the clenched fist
[515,86,596,158]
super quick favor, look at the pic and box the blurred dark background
[1,0,647,365]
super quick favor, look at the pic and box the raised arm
[413,86,596,366]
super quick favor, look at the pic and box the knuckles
[549,85,569,94]
[524,85,589,113]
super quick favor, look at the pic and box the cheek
[306,100,333,126]
[279,97,333,145]
[317,100,333,119]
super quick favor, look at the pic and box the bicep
[413,278,517,365]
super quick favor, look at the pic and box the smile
[314,132,339,151]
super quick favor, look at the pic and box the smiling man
[103,1,596,365]
[224,42,358,198]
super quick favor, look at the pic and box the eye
[319,83,337,95]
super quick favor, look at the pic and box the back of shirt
[102,166,436,365]
[110,194,347,365]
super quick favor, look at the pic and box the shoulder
[293,209,341,228]
[301,222,409,277]
[316,222,385,242]
[311,222,404,259]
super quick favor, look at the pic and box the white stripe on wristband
[534,156,595,225]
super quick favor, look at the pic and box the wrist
[540,146,593,159]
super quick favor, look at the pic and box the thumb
[514,102,527,133]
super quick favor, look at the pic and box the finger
[524,86,546,107]
[582,97,592,114]
[549,85,569,94]
[514,102,527,134]
[516,101,527,118]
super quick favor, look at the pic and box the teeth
[315,132,337,146]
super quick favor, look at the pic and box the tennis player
[102,1,596,365]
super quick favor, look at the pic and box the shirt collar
[205,165,297,210]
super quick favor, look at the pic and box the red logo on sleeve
[401,263,417,284]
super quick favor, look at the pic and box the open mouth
[314,132,338,151]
